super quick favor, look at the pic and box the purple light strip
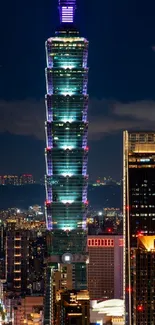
[62,7,73,23]
[47,160,53,176]
[59,0,76,24]
[46,218,52,230]
[48,189,52,201]
[82,161,87,176]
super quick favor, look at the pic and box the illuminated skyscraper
[123,131,155,325]
[44,1,89,323]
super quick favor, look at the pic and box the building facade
[88,235,123,301]
[133,236,155,324]
[5,220,46,295]
[12,296,43,325]
[123,131,155,325]
[6,220,29,293]
[55,290,89,325]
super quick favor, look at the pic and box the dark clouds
[1,0,155,180]
[0,98,154,141]
[0,99,44,139]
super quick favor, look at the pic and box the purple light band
[59,0,76,24]
[62,7,73,23]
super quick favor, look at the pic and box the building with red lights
[19,174,34,185]
[87,235,123,301]
[123,131,155,325]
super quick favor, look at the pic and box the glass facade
[123,131,155,325]
[133,236,155,324]
[45,35,89,232]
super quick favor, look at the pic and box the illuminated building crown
[58,0,76,24]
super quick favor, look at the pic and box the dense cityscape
[0,0,154,324]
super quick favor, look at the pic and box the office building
[44,0,89,322]
[5,220,46,294]
[88,235,123,301]
[55,290,89,325]
[29,230,47,294]
[123,131,155,324]
[133,235,155,324]
[11,296,43,325]
[6,220,29,293]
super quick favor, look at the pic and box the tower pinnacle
[58,0,76,24]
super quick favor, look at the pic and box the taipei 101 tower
[44,0,89,322]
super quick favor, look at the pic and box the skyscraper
[133,235,155,324]
[123,131,155,325]
[5,220,46,295]
[88,235,123,301]
[44,0,89,323]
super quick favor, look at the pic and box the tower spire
[58,0,76,24]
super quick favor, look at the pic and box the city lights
[137,305,144,312]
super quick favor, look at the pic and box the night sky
[0,0,155,180]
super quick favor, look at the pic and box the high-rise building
[123,131,155,325]
[55,290,90,325]
[5,220,46,295]
[133,235,155,324]
[6,220,29,293]
[44,0,89,322]
[88,235,123,301]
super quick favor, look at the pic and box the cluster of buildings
[0,0,154,325]
[0,214,123,325]
[0,218,46,324]
[0,174,34,186]
[0,206,44,222]
[91,177,122,187]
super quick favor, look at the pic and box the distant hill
[0,184,122,210]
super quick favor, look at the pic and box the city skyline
[1,0,155,180]
[0,1,155,324]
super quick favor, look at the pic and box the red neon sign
[87,238,114,247]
